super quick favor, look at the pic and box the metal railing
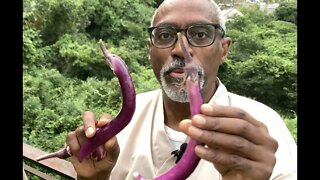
[23,143,76,179]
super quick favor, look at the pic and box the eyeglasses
[147,23,225,49]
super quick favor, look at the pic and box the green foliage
[23,66,123,150]
[23,0,98,44]
[118,36,151,67]
[39,33,150,81]
[226,6,278,62]
[222,6,297,114]
[24,67,80,150]
[227,31,265,62]
[85,0,155,48]
[23,27,50,68]
[274,1,297,25]
[131,66,160,94]
[239,5,275,25]
[282,113,297,143]
[264,21,297,61]
[47,33,114,80]
[227,52,296,114]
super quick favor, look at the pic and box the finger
[195,145,251,171]
[191,114,268,145]
[187,126,275,162]
[194,146,229,175]
[75,126,88,146]
[195,146,275,178]
[104,136,120,163]
[66,131,81,156]
[97,114,113,128]
[83,111,97,138]
[200,104,267,129]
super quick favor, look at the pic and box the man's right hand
[66,111,120,180]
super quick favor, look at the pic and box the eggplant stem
[36,146,71,161]
[99,39,114,71]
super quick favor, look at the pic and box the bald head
[150,0,226,32]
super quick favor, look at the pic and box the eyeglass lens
[151,24,218,48]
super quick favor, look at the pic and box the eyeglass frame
[147,23,225,49]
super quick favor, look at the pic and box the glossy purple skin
[134,34,203,179]
[77,40,136,161]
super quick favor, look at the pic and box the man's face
[148,0,229,102]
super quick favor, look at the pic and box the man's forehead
[158,0,215,11]
[161,0,212,6]
[153,0,218,27]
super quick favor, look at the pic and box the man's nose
[171,33,193,60]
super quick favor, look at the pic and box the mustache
[162,58,186,74]
[161,58,204,78]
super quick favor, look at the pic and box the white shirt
[110,80,297,180]
[164,125,187,151]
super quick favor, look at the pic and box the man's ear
[147,39,152,62]
[220,37,232,64]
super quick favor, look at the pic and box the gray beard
[160,58,204,103]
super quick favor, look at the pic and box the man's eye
[159,32,172,40]
[189,26,213,41]
[194,31,207,39]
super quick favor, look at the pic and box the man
[66,0,297,179]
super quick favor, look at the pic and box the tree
[273,1,297,25]
[23,0,98,45]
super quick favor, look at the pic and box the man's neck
[163,94,190,131]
